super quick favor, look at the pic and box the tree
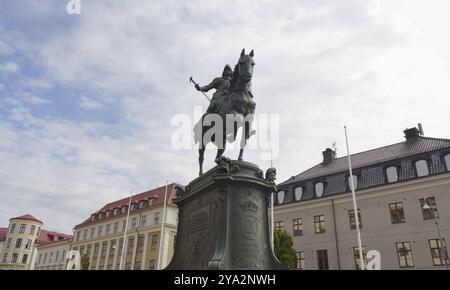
[274,230,297,269]
[80,255,90,270]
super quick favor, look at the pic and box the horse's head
[237,48,255,83]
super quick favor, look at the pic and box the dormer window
[445,154,450,171]
[121,206,127,214]
[106,211,110,218]
[148,198,153,207]
[131,203,136,211]
[113,208,119,216]
[347,175,358,191]
[139,201,145,209]
[415,160,429,177]
[91,215,96,222]
[294,187,303,201]
[98,213,103,220]
[277,191,285,204]
[315,182,324,197]
[386,166,399,183]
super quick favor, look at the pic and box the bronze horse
[194,49,256,175]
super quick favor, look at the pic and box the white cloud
[0,61,20,74]
[79,96,103,110]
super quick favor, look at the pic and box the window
[101,241,108,258]
[30,225,36,235]
[131,218,137,229]
[98,226,103,236]
[131,203,136,211]
[122,220,127,231]
[134,261,142,270]
[353,246,367,270]
[396,241,415,268]
[25,239,32,249]
[348,209,362,230]
[137,235,145,252]
[15,238,23,248]
[11,253,18,263]
[141,215,147,227]
[10,223,16,233]
[296,251,305,270]
[445,154,450,171]
[86,245,92,258]
[294,187,303,201]
[151,234,158,250]
[154,212,160,225]
[314,215,325,234]
[148,198,153,207]
[128,237,135,253]
[76,231,80,241]
[274,221,284,231]
[83,229,87,240]
[386,166,399,183]
[277,191,285,204]
[109,240,116,257]
[55,251,59,261]
[21,254,28,264]
[114,208,119,215]
[106,224,110,235]
[118,238,124,256]
[429,239,449,266]
[114,222,119,233]
[6,238,12,248]
[122,206,127,214]
[80,246,85,256]
[348,175,358,191]
[139,201,145,209]
[415,160,429,177]
[61,250,66,262]
[2,253,8,263]
[98,213,103,220]
[90,228,95,238]
[125,262,132,270]
[43,253,47,264]
[93,243,100,258]
[389,202,406,224]
[106,211,110,218]
[292,218,303,236]
[315,182,324,197]
[19,224,26,234]
[317,250,329,270]
[149,259,156,270]
[420,197,439,220]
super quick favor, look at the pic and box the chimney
[322,148,336,164]
[404,127,420,141]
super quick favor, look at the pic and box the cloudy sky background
[1,0,450,233]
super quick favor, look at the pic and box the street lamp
[423,197,449,270]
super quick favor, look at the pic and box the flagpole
[119,192,133,270]
[157,181,169,270]
[345,126,365,270]
[270,150,274,251]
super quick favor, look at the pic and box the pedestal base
[166,160,286,270]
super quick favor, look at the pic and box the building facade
[71,183,178,270]
[275,127,450,270]
[0,214,71,270]
[33,237,72,270]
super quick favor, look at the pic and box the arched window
[445,154,450,171]
[315,182,324,197]
[277,191,285,204]
[386,166,399,183]
[294,187,303,201]
[415,160,429,177]
[348,175,358,191]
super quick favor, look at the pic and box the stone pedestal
[166,160,286,270]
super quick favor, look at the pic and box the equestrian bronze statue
[193,49,256,175]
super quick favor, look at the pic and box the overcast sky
[1,0,450,233]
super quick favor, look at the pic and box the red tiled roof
[37,230,72,246]
[0,227,7,241]
[74,183,178,229]
[10,214,43,224]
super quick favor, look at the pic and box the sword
[190,76,211,102]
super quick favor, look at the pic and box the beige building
[0,214,71,270]
[275,127,450,270]
[33,237,72,270]
[71,183,178,270]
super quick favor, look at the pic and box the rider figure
[195,64,233,115]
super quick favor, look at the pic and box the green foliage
[80,255,90,270]
[274,230,297,269]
